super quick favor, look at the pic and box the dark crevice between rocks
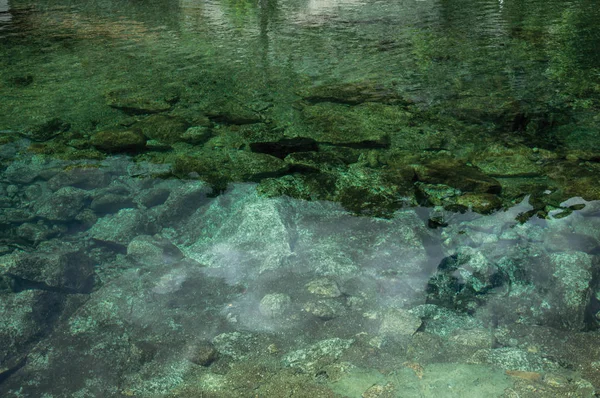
[90,239,128,256]
[207,113,263,125]
[6,274,94,295]
[322,137,391,150]
[250,137,319,159]
[0,356,27,385]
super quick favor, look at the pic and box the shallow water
[1,0,600,397]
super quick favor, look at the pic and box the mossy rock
[414,157,501,194]
[284,151,347,172]
[415,182,461,207]
[257,174,338,201]
[301,102,404,147]
[91,128,147,153]
[336,180,407,217]
[550,164,600,201]
[473,154,544,177]
[181,126,212,145]
[452,193,503,214]
[133,115,190,145]
[173,149,289,187]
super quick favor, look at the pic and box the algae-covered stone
[284,151,346,172]
[306,278,342,298]
[415,182,461,206]
[133,114,190,144]
[335,164,407,216]
[304,299,344,320]
[453,193,503,214]
[472,145,549,177]
[181,126,212,145]
[173,149,289,184]
[413,157,501,194]
[259,293,292,318]
[91,128,147,153]
[257,173,338,202]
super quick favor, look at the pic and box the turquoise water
[1,0,600,396]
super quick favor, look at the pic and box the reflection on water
[0,0,11,26]
[0,0,600,396]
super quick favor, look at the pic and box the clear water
[1,0,600,397]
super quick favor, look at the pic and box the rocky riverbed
[0,152,599,397]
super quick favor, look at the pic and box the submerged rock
[546,251,593,330]
[47,165,111,191]
[1,242,94,293]
[35,186,90,221]
[173,149,289,186]
[186,341,218,366]
[24,118,70,142]
[379,309,422,340]
[126,235,184,267]
[90,128,147,153]
[259,293,292,318]
[105,88,175,114]
[90,193,135,215]
[468,347,558,372]
[453,193,503,214]
[283,338,354,372]
[90,208,155,246]
[299,81,409,105]
[304,299,344,320]
[0,290,86,379]
[426,246,504,313]
[306,278,342,298]
[300,102,397,147]
[133,114,190,144]
[413,157,501,194]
